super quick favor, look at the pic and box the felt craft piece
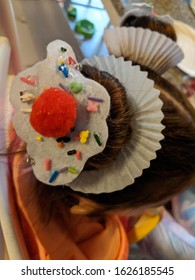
[10,40,110,186]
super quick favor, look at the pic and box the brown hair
[82,65,132,170]
[121,15,177,42]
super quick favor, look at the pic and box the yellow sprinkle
[68,167,79,174]
[56,59,65,66]
[36,136,43,141]
[79,130,89,144]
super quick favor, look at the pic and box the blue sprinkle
[58,64,69,78]
[49,170,59,183]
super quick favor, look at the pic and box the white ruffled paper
[104,27,184,75]
[68,55,165,194]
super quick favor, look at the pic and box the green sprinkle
[68,167,79,174]
[94,133,102,146]
[70,82,83,93]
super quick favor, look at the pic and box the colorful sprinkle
[87,96,104,102]
[59,83,70,92]
[20,75,37,86]
[79,130,89,144]
[76,151,82,160]
[56,136,71,143]
[58,64,69,77]
[67,149,76,155]
[45,158,51,171]
[59,59,65,65]
[58,167,68,173]
[36,136,43,141]
[94,133,102,146]
[61,47,67,52]
[20,92,35,102]
[49,170,59,183]
[20,108,32,113]
[68,56,76,65]
[87,100,99,112]
[70,82,83,93]
[57,141,64,148]
[68,167,79,174]
[63,136,71,143]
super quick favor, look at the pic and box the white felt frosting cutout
[104,27,184,75]
[10,40,110,186]
[67,55,165,193]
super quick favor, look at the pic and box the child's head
[8,40,195,216]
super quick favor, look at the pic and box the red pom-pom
[30,87,77,137]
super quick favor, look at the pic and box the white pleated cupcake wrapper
[104,27,184,75]
[68,56,165,194]
[174,20,195,77]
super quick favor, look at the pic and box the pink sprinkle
[87,100,99,112]
[20,76,36,86]
[45,158,51,171]
[76,151,82,160]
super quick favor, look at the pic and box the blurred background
[0,0,194,73]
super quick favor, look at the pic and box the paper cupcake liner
[104,27,184,74]
[68,55,164,194]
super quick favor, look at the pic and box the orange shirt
[8,151,129,260]
[8,127,161,260]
